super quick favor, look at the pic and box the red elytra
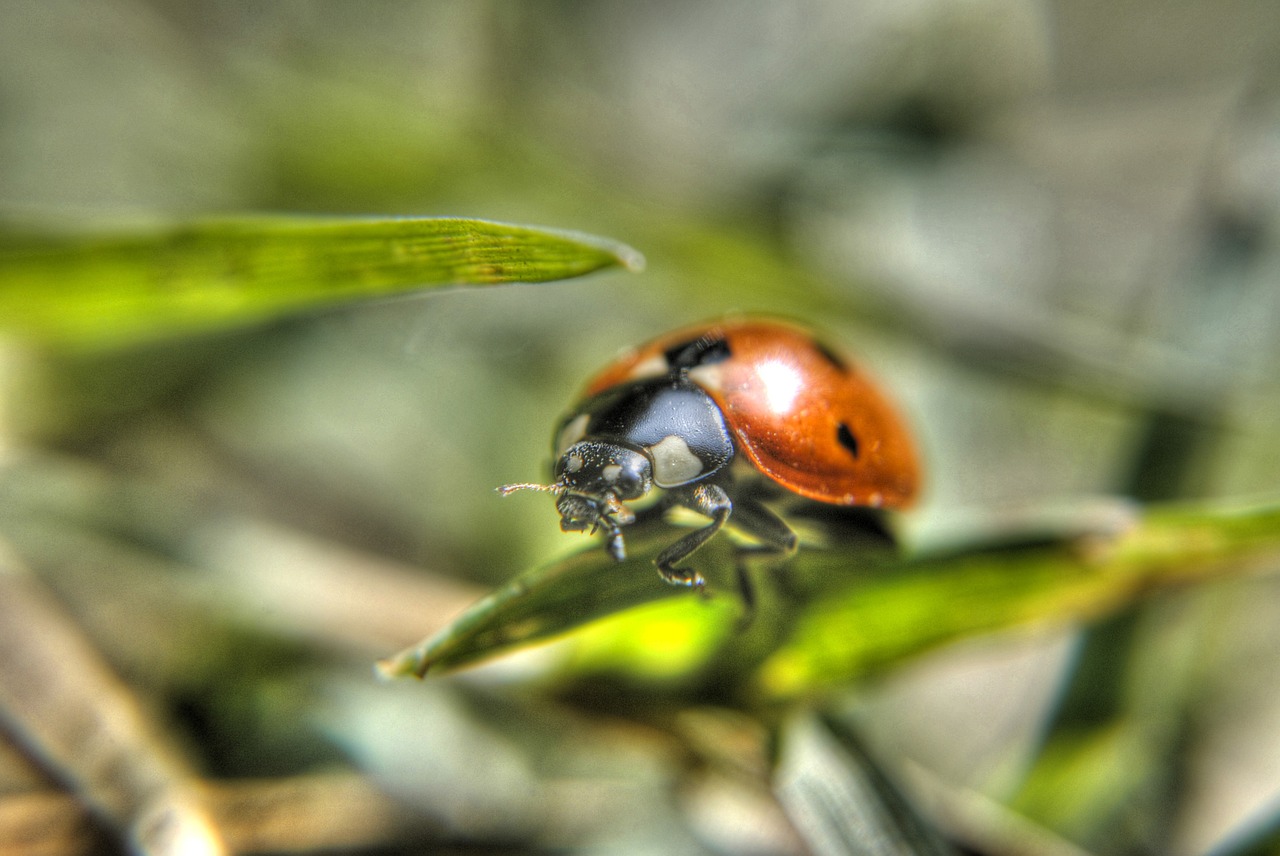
[583,318,919,509]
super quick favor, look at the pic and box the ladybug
[499,318,919,591]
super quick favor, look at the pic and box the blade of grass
[381,498,1280,702]
[0,546,227,855]
[757,499,1280,700]
[376,509,898,681]
[774,711,957,856]
[0,216,643,350]
[376,519,707,678]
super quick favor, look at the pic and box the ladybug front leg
[654,483,732,589]
[602,520,627,562]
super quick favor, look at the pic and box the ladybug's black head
[553,440,651,503]
[498,440,652,562]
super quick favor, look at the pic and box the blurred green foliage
[2,3,1279,855]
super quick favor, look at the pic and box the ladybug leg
[654,483,732,589]
[725,496,798,559]
[603,521,627,562]
[723,497,798,625]
[733,497,807,607]
[599,495,635,562]
[732,561,756,627]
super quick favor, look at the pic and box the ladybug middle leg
[654,483,732,589]
[719,495,798,622]
[725,496,799,560]
[656,482,802,614]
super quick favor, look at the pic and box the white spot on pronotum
[648,435,703,486]
[602,464,622,483]
[566,455,584,473]
[556,414,589,457]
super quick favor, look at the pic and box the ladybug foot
[605,528,626,562]
[657,562,706,590]
[652,484,731,589]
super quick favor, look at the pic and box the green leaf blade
[0,217,644,349]
[376,521,715,679]
[376,513,897,683]
[756,499,1280,701]
[381,497,1280,704]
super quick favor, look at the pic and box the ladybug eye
[618,470,642,494]
[605,458,648,499]
[836,423,860,459]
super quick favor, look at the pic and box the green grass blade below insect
[383,498,1280,703]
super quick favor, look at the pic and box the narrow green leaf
[757,500,1280,700]
[0,217,644,349]
[377,519,715,679]
[775,712,957,856]
[377,509,899,681]
[381,498,1280,699]
[1008,723,1153,843]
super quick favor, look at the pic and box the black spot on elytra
[814,340,849,373]
[836,423,859,459]
[664,335,731,371]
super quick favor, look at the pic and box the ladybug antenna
[496,481,565,497]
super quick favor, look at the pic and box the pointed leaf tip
[0,216,644,349]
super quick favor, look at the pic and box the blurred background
[1,2,1279,854]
